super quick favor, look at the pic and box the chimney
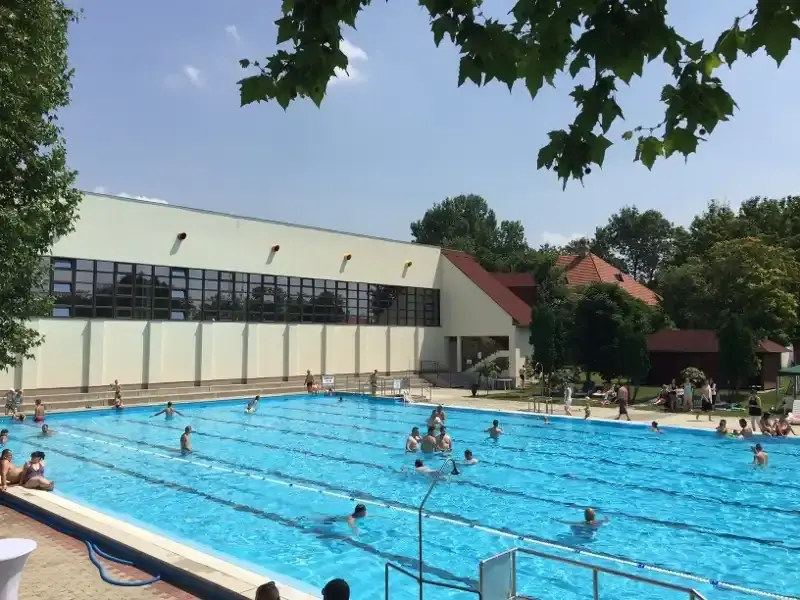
[579,239,591,257]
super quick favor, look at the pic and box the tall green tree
[410,194,533,271]
[238,1,800,186]
[571,283,654,383]
[597,206,677,284]
[528,254,573,387]
[717,311,760,397]
[0,0,82,370]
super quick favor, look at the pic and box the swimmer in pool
[245,395,260,414]
[411,458,435,476]
[436,426,452,452]
[421,427,437,453]
[0,429,7,445]
[180,426,193,454]
[738,419,754,438]
[650,421,663,434]
[559,508,609,530]
[486,420,503,439]
[40,424,55,436]
[323,503,367,535]
[12,413,25,423]
[152,401,184,419]
[752,443,768,466]
[427,409,442,430]
[462,449,478,465]
[405,427,421,452]
[435,405,447,422]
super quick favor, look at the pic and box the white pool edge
[4,487,318,600]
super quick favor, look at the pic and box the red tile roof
[441,249,532,326]
[555,253,660,306]
[647,329,787,353]
[492,272,535,287]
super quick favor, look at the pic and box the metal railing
[491,547,708,600]
[385,457,475,600]
[527,395,553,414]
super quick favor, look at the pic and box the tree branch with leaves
[238,0,799,187]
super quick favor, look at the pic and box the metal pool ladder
[383,457,709,600]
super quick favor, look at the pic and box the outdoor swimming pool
[4,394,799,600]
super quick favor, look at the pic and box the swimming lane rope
[57,429,798,600]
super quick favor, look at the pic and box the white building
[0,193,533,392]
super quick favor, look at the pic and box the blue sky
[63,0,800,247]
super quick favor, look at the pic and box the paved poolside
[0,505,198,600]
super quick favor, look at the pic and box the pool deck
[425,388,753,432]
[1,488,318,600]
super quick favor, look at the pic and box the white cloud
[330,39,368,85]
[92,186,168,205]
[540,232,585,247]
[164,65,204,89]
[225,25,240,42]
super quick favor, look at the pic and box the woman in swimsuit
[748,389,762,431]
[21,451,54,491]
[33,399,45,423]
[759,413,774,436]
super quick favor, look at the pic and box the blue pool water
[4,395,799,600]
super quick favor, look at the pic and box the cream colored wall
[438,258,513,337]
[54,194,441,288]
[0,319,446,391]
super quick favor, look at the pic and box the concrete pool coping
[2,487,318,600]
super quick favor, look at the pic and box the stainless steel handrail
[385,562,480,600]
[512,547,708,600]
[417,457,458,600]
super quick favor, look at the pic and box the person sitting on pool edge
[486,420,503,439]
[0,449,22,490]
[21,451,54,491]
[405,427,421,452]
[180,426,192,454]
[420,427,437,453]
[245,395,260,414]
[738,419,754,438]
[152,401,184,419]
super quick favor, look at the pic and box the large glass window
[48,257,441,326]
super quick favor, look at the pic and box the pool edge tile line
[0,487,319,600]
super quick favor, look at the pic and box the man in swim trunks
[405,427,421,452]
[0,449,22,490]
[435,405,446,423]
[305,370,315,393]
[615,384,630,421]
[152,401,184,419]
[752,443,768,466]
[486,420,503,439]
[33,399,45,423]
[180,426,193,454]
[421,427,437,453]
[436,426,452,452]
[462,449,478,465]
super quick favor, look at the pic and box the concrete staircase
[15,375,432,413]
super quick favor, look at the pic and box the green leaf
[536,134,563,170]
[238,75,276,106]
[685,40,704,61]
[714,27,742,66]
[275,16,297,45]
[431,15,457,47]
[622,130,634,141]
[600,98,623,133]
[589,135,613,167]
[635,136,663,170]
[568,53,590,78]
[762,12,800,65]
[700,53,722,77]
[663,127,699,157]
[281,0,294,13]
[238,59,250,69]
[457,55,482,87]
[522,56,544,99]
